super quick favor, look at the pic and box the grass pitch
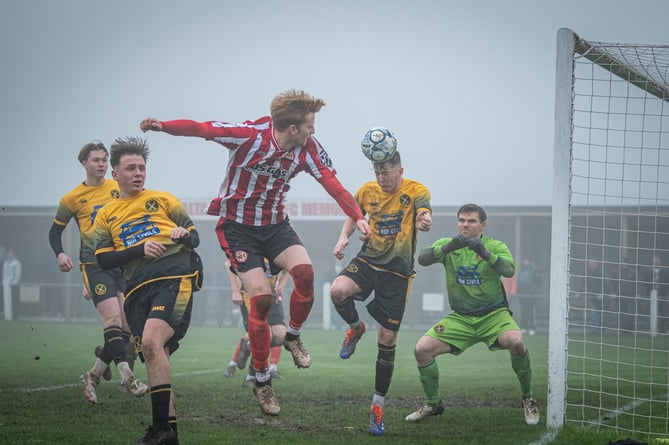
[0,320,657,444]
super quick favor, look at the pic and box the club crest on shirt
[111,190,120,199]
[235,250,249,263]
[399,194,411,206]
[145,199,159,213]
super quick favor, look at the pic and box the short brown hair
[270,89,325,131]
[77,141,108,163]
[109,136,150,169]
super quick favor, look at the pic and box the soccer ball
[361,127,397,162]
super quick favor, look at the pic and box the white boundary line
[0,368,224,393]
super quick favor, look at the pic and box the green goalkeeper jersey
[432,236,515,315]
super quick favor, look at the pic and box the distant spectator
[605,259,640,331]
[2,248,21,320]
[650,254,669,333]
[584,259,605,331]
[517,258,540,335]
[0,243,6,317]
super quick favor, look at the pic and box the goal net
[548,28,669,437]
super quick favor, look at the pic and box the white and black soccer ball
[360,127,397,162]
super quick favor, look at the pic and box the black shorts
[124,275,194,360]
[81,263,125,306]
[240,291,286,330]
[217,218,303,273]
[338,257,414,331]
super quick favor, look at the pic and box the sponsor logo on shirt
[247,163,287,179]
[377,211,403,236]
[120,214,159,247]
[456,264,482,286]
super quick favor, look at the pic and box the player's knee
[414,337,437,364]
[414,344,428,363]
[250,294,272,318]
[329,276,354,303]
[139,336,162,362]
[501,330,524,352]
[510,341,527,357]
[330,282,345,302]
[290,264,314,300]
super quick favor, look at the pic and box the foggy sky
[1,0,667,208]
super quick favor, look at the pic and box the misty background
[1,1,667,329]
[2,1,668,207]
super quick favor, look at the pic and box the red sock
[248,294,271,370]
[230,338,242,362]
[270,346,282,366]
[288,264,314,329]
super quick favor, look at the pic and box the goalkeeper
[405,203,540,426]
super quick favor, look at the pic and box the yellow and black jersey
[355,178,431,276]
[93,189,196,282]
[53,179,120,263]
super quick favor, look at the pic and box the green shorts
[424,307,519,354]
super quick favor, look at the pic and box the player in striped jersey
[48,141,147,404]
[140,89,370,416]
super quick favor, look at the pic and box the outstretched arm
[319,175,370,239]
[139,118,225,139]
[139,117,163,132]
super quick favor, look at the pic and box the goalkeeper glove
[465,237,491,260]
[441,234,467,255]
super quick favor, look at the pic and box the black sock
[150,384,171,430]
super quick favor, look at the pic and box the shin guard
[288,264,314,329]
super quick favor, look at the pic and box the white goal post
[548,28,669,436]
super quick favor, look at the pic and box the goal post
[548,28,669,436]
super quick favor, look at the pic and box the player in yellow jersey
[48,141,147,404]
[93,137,202,445]
[329,150,432,435]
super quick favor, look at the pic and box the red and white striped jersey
[161,116,345,226]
